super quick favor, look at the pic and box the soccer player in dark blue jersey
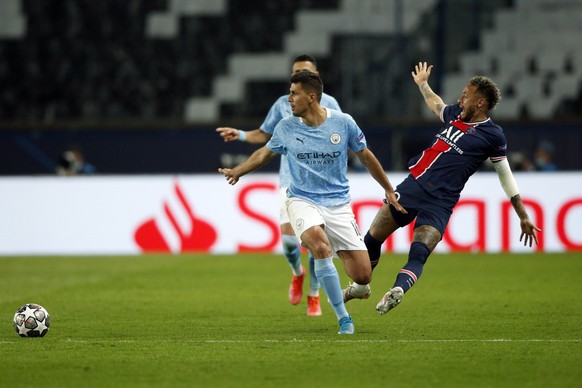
[350,62,541,315]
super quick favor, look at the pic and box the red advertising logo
[134,181,217,253]
[352,197,550,253]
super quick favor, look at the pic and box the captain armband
[492,158,520,199]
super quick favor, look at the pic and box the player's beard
[460,105,476,122]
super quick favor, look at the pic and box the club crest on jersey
[330,133,341,144]
[295,218,305,231]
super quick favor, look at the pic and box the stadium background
[0,0,580,255]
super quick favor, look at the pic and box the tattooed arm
[411,61,445,119]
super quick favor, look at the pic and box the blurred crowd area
[0,0,581,174]
[0,0,339,121]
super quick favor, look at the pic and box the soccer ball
[13,303,51,337]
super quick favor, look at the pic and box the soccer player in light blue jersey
[216,55,342,317]
[219,71,405,334]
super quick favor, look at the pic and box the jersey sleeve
[266,120,287,155]
[346,115,367,152]
[260,96,287,135]
[489,129,508,163]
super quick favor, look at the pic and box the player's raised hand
[520,219,542,247]
[216,127,240,142]
[218,168,240,185]
[411,62,433,85]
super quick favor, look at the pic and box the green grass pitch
[1,253,580,387]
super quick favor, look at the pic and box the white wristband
[238,130,247,142]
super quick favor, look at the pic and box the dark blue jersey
[408,104,507,201]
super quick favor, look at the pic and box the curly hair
[469,76,501,110]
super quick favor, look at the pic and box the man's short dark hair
[290,70,323,101]
[293,54,317,69]
[470,76,501,110]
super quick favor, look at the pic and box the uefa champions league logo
[330,133,341,144]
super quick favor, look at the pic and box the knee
[352,267,372,285]
[308,240,332,259]
[412,225,441,251]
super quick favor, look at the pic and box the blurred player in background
[216,55,342,317]
[219,71,404,334]
[357,62,541,315]
[533,139,557,171]
[55,147,96,176]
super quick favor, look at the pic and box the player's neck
[465,109,489,123]
[468,113,488,122]
[301,106,327,127]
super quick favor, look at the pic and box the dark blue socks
[394,241,431,293]
[364,231,383,270]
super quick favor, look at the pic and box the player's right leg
[365,176,417,271]
[365,202,412,271]
[287,198,353,333]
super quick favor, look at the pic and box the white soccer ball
[13,303,51,337]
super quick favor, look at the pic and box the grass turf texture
[0,253,580,387]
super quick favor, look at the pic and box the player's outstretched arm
[218,146,277,185]
[493,159,541,247]
[412,62,445,118]
[510,194,541,247]
[216,127,271,144]
[356,148,407,214]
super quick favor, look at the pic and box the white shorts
[279,187,290,225]
[285,197,366,257]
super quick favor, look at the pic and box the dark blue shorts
[388,174,454,236]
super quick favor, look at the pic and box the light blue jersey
[260,93,341,188]
[267,108,367,207]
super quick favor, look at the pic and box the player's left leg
[280,187,305,305]
[306,251,322,316]
[376,225,441,315]
[282,223,304,305]
[322,204,373,303]
[338,250,372,302]
[394,225,440,292]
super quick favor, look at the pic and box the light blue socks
[308,252,320,294]
[282,234,302,276]
[314,258,348,320]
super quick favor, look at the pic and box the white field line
[1,338,581,344]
